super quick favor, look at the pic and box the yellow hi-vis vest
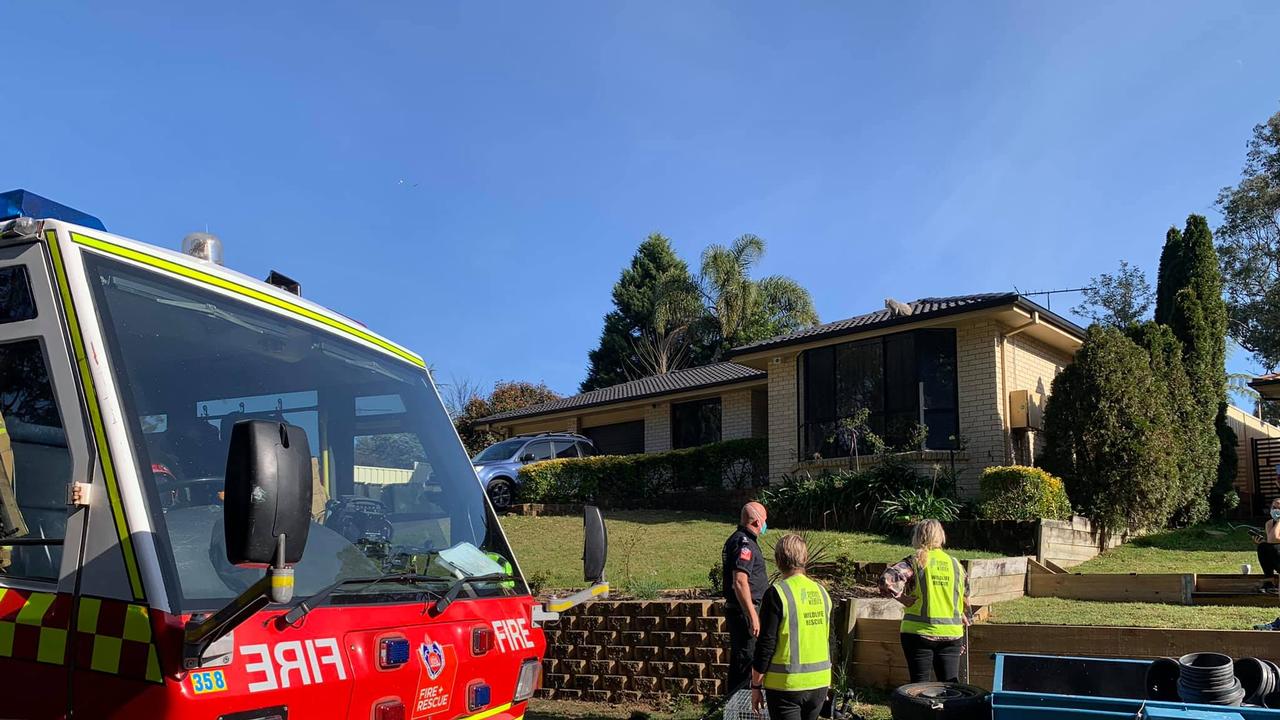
[763,574,832,692]
[900,549,965,638]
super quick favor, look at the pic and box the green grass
[981,521,1278,630]
[1073,522,1263,574]
[986,596,1279,630]
[502,509,998,592]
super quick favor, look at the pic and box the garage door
[582,420,645,455]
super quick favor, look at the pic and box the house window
[671,398,722,449]
[801,328,958,457]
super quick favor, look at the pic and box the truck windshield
[83,254,524,613]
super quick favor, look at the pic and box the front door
[0,241,92,718]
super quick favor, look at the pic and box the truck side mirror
[184,419,313,669]
[535,506,610,624]
[583,505,607,583]
[224,419,312,567]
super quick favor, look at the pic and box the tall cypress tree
[1157,215,1236,515]
[580,234,693,392]
[1154,226,1183,326]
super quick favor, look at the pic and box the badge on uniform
[739,546,752,561]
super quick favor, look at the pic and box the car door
[521,440,554,463]
[552,439,579,459]
[0,241,92,719]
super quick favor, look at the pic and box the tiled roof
[726,292,1081,356]
[477,361,766,423]
[1250,373,1280,385]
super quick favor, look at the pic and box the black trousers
[725,604,757,696]
[765,687,828,720]
[900,633,964,683]
[1259,543,1280,578]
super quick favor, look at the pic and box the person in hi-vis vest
[879,519,970,683]
[750,534,833,720]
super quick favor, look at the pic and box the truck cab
[0,191,604,719]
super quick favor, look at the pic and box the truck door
[0,241,92,719]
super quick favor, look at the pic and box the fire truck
[0,190,608,719]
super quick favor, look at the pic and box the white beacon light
[181,232,223,265]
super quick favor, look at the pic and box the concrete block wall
[721,389,754,441]
[540,600,729,704]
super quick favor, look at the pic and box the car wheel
[889,683,990,720]
[487,478,514,511]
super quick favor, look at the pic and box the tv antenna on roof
[1013,286,1093,311]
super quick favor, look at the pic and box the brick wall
[767,354,800,480]
[540,600,729,704]
[957,320,1007,487]
[644,403,672,453]
[1004,333,1071,463]
[722,389,754,441]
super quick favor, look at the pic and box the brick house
[476,292,1085,495]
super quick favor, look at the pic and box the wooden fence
[846,618,1280,691]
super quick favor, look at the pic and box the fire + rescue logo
[420,639,446,679]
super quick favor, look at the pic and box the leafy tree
[1041,326,1180,532]
[1073,260,1153,328]
[581,235,694,391]
[694,235,819,358]
[355,433,425,469]
[1217,108,1280,368]
[581,233,818,389]
[454,380,560,455]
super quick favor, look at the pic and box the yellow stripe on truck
[46,230,146,601]
[69,232,426,368]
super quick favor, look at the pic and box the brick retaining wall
[539,599,730,704]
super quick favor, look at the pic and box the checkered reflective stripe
[0,589,161,683]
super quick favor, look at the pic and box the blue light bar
[0,189,106,231]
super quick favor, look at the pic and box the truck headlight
[513,658,541,702]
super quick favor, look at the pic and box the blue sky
[6,2,1279,401]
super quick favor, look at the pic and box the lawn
[982,521,1279,630]
[985,596,1279,630]
[502,509,999,593]
[1072,522,1263,574]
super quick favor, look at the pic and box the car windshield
[84,254,524,613]
[473,439,524,463]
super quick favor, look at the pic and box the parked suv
[472,432,597,510]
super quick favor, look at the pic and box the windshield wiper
[283,573,442,626]
[433,573,515,614]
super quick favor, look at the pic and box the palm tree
[696,234,818,358]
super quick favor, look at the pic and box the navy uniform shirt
[722,526,767,608]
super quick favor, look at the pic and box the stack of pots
[1177,653,1246,706]
[1147,653,1280,707]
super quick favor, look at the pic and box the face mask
[1271,509,1280,521]
[759,521,768,536]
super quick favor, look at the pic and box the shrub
[759,455,959,532]
[517,438,767,504]
[1041,326,1180,532]
[978,465,1072,521]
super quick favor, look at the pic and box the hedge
[978,465,1072,521]
[517,438,767,505]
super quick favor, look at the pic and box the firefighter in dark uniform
[722,501,768,696]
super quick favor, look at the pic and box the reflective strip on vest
[763,575,832,691]
[901,550,965,638]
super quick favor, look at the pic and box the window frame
[670,396,723,450]
[798,328,959,457]
[0,242,93,593]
